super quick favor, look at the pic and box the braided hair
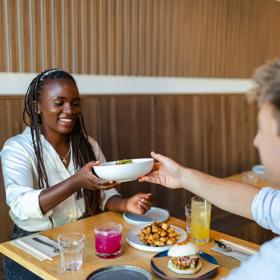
[23,68,100,217]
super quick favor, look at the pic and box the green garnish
[116,159,133,165]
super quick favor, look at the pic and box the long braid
[23,68,100,215]
[23,74,49,188]
[71,113,101,216]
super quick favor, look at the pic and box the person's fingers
[137,202,150,214]
[151,151,168,163]
[91,161,101,166]
[96,178,115,186]
[136,192,152,198]
[139,199,152,209]
[139,170,159,182]
[145,192,152,197]
[139,173,160,184]
[99,184,117,190]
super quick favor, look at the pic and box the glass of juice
[191,196,211,244]
[94,222,122,258]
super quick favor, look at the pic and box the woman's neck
[42,130,70,154]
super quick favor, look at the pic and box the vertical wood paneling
[32,0,42,71]
[1,0,280,76]
[0,0,6,71]
[0,0,280,77]
[7,0,19,71]
[54,0,63,69]
[43,0,52,69]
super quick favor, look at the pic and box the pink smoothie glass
[94,222,123,258]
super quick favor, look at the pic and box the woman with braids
[1,69,152,280]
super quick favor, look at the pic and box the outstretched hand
[76,161,119,190]
[139,151,183,189]
[126,193,153,215]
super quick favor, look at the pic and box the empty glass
[185,204,191,236]
[58,232,85,271]
[242,171,258,185]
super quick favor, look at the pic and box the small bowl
[93,158,154,182]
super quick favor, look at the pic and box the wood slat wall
[1,0,280,76]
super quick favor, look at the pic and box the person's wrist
[120,198,129,212]
[69,173,82,192]
[178,165,191,189]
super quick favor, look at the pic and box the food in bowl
[116,159,133,165]
[93,158,154,182]
[139,222,181,247]
[167,242,202,275]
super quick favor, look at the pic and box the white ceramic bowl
[93,158,154,182]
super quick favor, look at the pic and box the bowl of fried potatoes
[126,222,187,252]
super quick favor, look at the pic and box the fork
[32,237,60,253]
[214,240,250,256]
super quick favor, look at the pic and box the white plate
[123,207,170,226]
[93,158,154,182]
[126,224,187,252]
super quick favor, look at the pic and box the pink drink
[94,222,122,258]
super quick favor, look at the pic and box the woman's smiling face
[38,79,81,138]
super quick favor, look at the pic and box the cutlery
[214,240,250,256]
[32,237,59,253]
[220,239,257,255]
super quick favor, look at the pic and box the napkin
[12,233,59,261]
[211,239,257,263]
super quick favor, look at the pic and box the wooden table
[0,211,259,280]
[227,172,269,189]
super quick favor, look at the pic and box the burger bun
[168,242,199,257]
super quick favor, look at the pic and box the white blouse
[0,127,119,232]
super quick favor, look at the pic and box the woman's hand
[75,161,119,190]
[125,193,152,215]
[139,151,183,189]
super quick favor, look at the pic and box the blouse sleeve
[88,137,121,210]
[0,139,47,220]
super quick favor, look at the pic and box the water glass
[185,204,191,236]
[191,196,211,244]
[242,171,258,185]
[94,222,122,258]
[58,232,85,271]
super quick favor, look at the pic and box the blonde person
[140,59,280,279]
[1,69,152,280]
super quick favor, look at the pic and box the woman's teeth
[59,118,73,124]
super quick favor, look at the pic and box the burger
[167,242,202,274]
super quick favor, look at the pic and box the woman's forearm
[105,195,128,212]
[180,167,259,219]
[39,174,81,214]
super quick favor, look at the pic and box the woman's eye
[73,102,80,107]
[54,101,63,106]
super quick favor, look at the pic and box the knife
[32,237,59,253]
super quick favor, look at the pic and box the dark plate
[86,265,152,280]
[151,250,218,280]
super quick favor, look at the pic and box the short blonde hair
[249,58,280,133]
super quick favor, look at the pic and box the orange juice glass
[191,196,211,244]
